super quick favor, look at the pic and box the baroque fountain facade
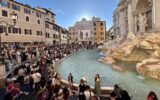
[102,0,160,80]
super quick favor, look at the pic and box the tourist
[16,50,21,64]
[56,87,70,100]
[29,71,34,91]
[84,85,94,100]
[40,76,46,89]
[62,87,70,100]
[147,91,158,100]
[39,88,49,100]
[82,76,87,85]
[109,91,118,100]
[68,73,73,89]
[17,67,25,84]
[2,43,99,100]
[78,79,86,100]
[55,75,61,88]
[94,74,101,96]
[23,75,30,95]
[120,90,131,100]
[5,74,12,86]
[11,83,20,100]
[32,70,41,91]
[114,84,122,98]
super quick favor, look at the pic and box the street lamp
[0,11,18,64]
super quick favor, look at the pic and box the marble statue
[115,35,123,43]
[127,32,136,40]
[138,13,148,34]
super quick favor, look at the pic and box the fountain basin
[55,50,160,100]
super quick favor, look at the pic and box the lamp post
[0,12,18,64]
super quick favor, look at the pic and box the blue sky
[15,0,118,30]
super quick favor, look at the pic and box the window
[8,27,11,33]
[101,27,103,30]
[37,20,40,24]
[12,27,18,34]
[94,23,96,26]
[46,18,49,21]
[101,38,104,40]
[0,25,7,33]
[19,28,21,34]
[1,0,7,7]
[37,31,42,36]
[53,34,56,38]
[26,16,29,21]
[29,30,32,35]
[36,12,41,18]
[24,8,30,14]
[94,28,96,30]
[100,32,104,35]
[2,10,8,17]
[12,4,20,11]
[80,32,83,39]
[24,29,28,35]
[53,26,55,30]
[86,32,88,37]
[94,32,96,35]
[24,29,31,35]
[45,24,49,28]
[7,2,10,8]
[100,23,103,26]
[46,33,50,38]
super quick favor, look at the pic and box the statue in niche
[138,13,148,34]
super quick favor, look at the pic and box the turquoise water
[55,50,160,100]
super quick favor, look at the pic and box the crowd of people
[3,43,98,100]
[1,43,159,100]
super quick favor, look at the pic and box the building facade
[0,0,61,44]
[68,27,77,43]
[69,17,106,44]
[74,18,94,44]
[113,0,160,40]
[60,28,68,44]
[36,8,61,44]
[92,17,106,44]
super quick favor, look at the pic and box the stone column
[127,0,134,34]
[154,0,160,32]
[119,10,126,37]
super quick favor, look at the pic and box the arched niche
[135,0,152,32]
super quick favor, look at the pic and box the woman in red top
[6,82,14,93]
[147,91,158,100]
[11,83,20,100]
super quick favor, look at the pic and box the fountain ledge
[61,79,114,94]
[55,49,114,94]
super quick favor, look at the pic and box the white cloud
[56,9,64,14]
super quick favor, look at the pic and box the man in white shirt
[84,85,94,100]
